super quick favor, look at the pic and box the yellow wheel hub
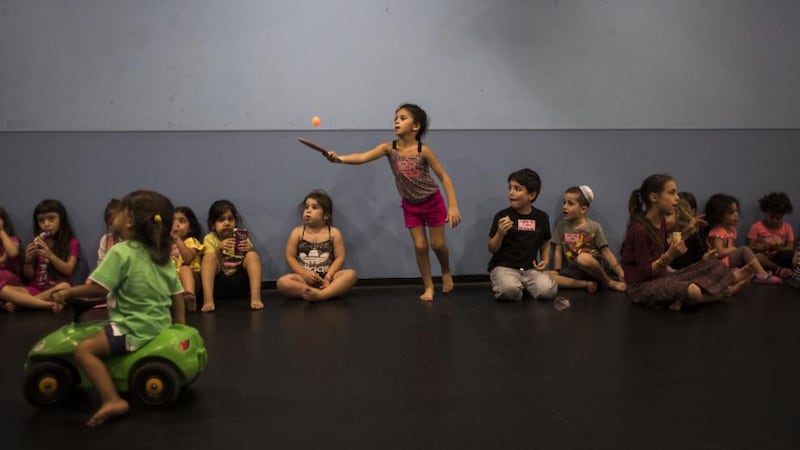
[144,377,164,396]
[38,376,59,395]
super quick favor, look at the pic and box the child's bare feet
[86,398,129,428]
[442,273,454,293]
[184,293,197,312]
[250,296,264,310]
[301,287,321,301]
[419,287,434,302]
[585,281,598,293]
[2,301,16,313]
[201,302,215,312]
[607,280,627,292]
[50,301,64,313]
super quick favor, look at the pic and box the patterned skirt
[628,259,735,308]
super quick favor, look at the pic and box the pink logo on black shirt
[517,219,536,231]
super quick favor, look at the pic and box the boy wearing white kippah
[547,185,627,292]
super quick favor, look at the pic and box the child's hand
[220,238,236,253]
[302,271,323,286]
[237,239,252,253]
[534,259,548,270]
[325,151,343,163]
[320,277,331,289]
[50,288,67,305]
[666,238,688,261]
[171,229,181,241]
[446,206,461,228]
[497,216,513,236]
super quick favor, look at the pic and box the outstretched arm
[51,281,109,304]
[327,142,390,165]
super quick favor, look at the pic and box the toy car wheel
[23,361,76,409]
[130,361,180,408]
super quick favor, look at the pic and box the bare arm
[600,246,624,280]
[0,229,19,259]
[51,281,109,303]
[326,227,347,281]
[174,237,198,266]
[423,145,461,227]
[552,244,563,270]
[535,241,551,270]
[328,142,390,165]
[488,216,513,254]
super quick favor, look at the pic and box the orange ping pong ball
[311,116,321,127]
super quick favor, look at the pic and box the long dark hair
[396,103,429,141]
[121,190,175,265]
[175,206,203,240]
[32,199,76,280]
[627,174,674,254]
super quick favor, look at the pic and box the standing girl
[0,207,22,312]
[324,103,461,301]
[621,175,749,311]
[276,190,357,302]
[704,194,781,284]
[171,206,204,311]
[200,200,264,312]
[0,199,79,312]
[52,190,185,427]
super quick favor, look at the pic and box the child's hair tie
[578,185,594,204]
[153,214,162,223]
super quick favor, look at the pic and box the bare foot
[442,273,454,293]
[668,300,683,311]
[250,297,264,310]
[2,301,16,313]
[201,302,215,312]
[585,281,598,293]
[301,287,321,302]
[419,288,434,302]
[184,293,197,312]
[50,301,64,313]
[607,280,627,292]
[86,398,129,428]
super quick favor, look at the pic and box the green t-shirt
[90,240,183,350]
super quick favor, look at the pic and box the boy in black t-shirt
[487,168,557,301]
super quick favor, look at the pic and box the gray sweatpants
[490,266,558,301]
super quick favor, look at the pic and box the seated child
[0,199,80,312]
[705,194,780,284]
[96,199,122,267]
[171,206,204,311]
[747,192,794,279]
[0,207,22,311]
[487,168,557,301]
[276,190,357,301]
[200,200,264,312]
[547,185,626,292]
[787,242,800,289]
[667,192,711,269]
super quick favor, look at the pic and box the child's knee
[492,280,523,301]
[575,252,595,268]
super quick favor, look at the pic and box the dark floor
[2,282,799,450]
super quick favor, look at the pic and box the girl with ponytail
[51,190,185,427]
[621,175,751,311]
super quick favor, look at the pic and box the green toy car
[23,303,208,409]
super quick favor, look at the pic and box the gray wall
[2,0,800,130]
[2,1,799,282]
[2,130,799,282]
